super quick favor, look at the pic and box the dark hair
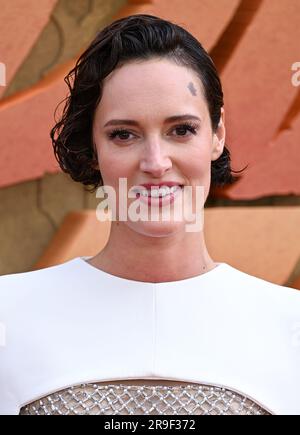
[50,14,247,193]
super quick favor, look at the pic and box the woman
[1,14,299,416]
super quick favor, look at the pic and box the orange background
[0,0,299,288]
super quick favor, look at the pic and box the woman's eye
[173,123,199,137]
[107,129,133,141]
[107,122,199,142]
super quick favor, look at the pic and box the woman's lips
[139,182,184,189]
[136,185,182,207]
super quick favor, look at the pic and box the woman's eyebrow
[103,114,201,127]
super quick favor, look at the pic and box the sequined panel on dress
[19,383,271,415]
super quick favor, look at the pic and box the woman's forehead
[97,61,207,124]
[102,58,204,97]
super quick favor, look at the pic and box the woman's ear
[211,107,226,161]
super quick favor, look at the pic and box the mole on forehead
[187,82,197,96]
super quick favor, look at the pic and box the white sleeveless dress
[1,256,299,415]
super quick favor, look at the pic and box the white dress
[0,256,299,415]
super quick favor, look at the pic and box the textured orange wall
[0,0,299,201]
[0,63,73,186]
[219,0,300,199]
[0,0,240,189]
[0,0,58,98]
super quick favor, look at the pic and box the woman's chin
[126,219,185,237]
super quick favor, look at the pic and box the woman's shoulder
[216,263,300,319]
[223,263,300,297]
[0,258,81,309]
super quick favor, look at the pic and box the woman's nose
[139,142,172,177]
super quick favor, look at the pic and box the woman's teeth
[139,186,181,197]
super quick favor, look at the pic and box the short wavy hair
[50,14,247,193]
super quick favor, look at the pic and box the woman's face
[92,58,225,237]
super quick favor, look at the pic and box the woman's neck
[86,221,216,283]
